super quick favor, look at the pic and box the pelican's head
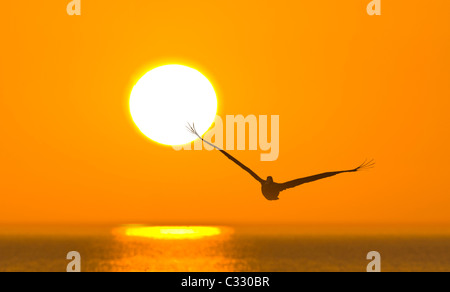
[267,176,274,183]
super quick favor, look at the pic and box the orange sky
[1,1,449,226]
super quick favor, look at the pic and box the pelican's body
[261,177,281,201]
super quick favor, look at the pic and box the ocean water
[0,226,449,272]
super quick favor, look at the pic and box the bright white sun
[129,65,217,146]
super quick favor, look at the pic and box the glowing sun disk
[129,65,218,146]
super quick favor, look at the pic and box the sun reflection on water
[109,226,237,271]
[122,226,224,240]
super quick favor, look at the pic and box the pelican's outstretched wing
[187,123,264,184]
[277,160,375,192]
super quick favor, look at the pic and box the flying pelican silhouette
[187,123,374,201]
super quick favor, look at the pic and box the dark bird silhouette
[187,123,374,201]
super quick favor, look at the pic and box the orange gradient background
[1,1,449,227]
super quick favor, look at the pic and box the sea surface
[0,225,449,272]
